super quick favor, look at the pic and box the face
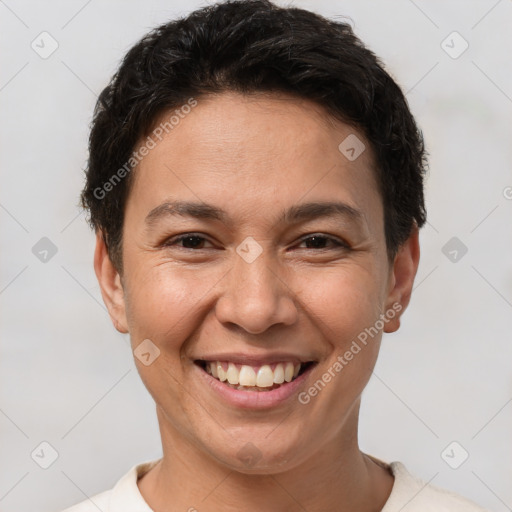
[95,92,419,474]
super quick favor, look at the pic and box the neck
[138,405,394,512]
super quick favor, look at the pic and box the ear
[383,225,420,333]
[94,231,129,333]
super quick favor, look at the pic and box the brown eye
[297,234,348,250]
[163,234,214,249]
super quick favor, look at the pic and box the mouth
[194,359,316,392]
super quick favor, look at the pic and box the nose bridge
[234,246,278,300]
[215,241,297,334]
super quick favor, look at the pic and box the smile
[195,360,316,392]
[198,361,313,391]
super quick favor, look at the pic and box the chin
[198,426,308,475]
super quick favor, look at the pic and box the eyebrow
[144,200,365,228]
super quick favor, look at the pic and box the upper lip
[193,352,316,366]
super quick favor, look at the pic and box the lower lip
[195,363,315,410]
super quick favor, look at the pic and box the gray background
[1,0,511,511]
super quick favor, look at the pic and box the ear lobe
[383,225,421,334]
[94,231,129,334]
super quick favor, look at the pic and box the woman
[63,1,487,510]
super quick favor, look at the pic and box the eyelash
[162,233,350,251]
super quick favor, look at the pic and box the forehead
[128,92,382,232]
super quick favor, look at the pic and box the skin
[95,91,420,511]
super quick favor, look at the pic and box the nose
[214,247,299,335]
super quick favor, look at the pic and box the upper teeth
[206,361,301,387]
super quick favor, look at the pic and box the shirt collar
[108,458,161,512]
[106,456,410,511]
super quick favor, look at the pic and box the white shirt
[61,458,488,511]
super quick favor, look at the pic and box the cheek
[124,256,385,348]
[295,270,383,441]
[296,266,384,401]
[123,264,211,346]
[297,265,385,344]
[122,266,215,425]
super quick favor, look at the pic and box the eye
[163,233,214,250]
[296,234,349,250]
[161,233,349,251]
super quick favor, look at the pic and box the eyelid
[162,232,349,250]
[295,233,350,249]
[162,233,215,248]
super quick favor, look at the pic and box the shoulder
[58,459,161,512]
[382,461,489,512]
[60,489,111,512]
